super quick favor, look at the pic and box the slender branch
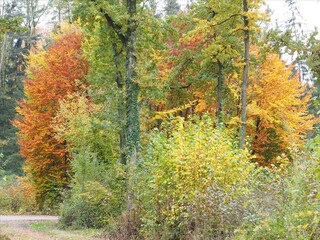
[172,57,193,79]
[102,9,127,44]
[169,83,192,90]
[90,0,127,43]
[210,13,243,27]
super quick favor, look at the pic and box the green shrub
[136,117,319,239]
[58,147,126,229]
[60,181,111,229]
[56,95,126,229]
[234,140,320,240]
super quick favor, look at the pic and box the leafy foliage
[247,52,316,163]
[0,176,37,213]
[234,146,319,239]
[13,26,88,208]
[54,93,125,228]
[0,1,33,176]
[0,16,24,34]
[164,0,180,16]
[0,1,318,239]
[137,116,255,239]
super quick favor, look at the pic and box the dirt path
[0,215,59,240]
[0,215,59,221]
[0,215,104,240]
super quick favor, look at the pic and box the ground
[0,215,104,240]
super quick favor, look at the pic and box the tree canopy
[13,27,87,206]
[1,0,319,238]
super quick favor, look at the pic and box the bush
[56,95,126,229]
[135,117,319,239]
[0,234,10,240]
[137,116,255,239]
[234,139,320,240]
[60,181,111,229]
[0,176,37,214]
[58,148,126,229]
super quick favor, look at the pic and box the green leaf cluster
[55,94,126,228]
[235,150,319,240]
[0,17,25,35]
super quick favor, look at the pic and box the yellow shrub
[139,116,255,238]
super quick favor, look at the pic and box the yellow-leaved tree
[247,53,316,164]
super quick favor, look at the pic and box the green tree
[164,0,180,16]
[74,0,145,224]
[75,0,140,164]
[0,1,30,176]
[191,0,244,123]
[49,0,73,24]
[306,37,320,118]
[153,0,264,128]
[0,0,51,176]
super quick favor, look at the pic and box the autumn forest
[0,0,319,239]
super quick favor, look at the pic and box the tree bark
[101,0,140,222]
[112,42,127,165]
[102,0,140,165]
[217,60,223,124]
[240,0,249,149]
[125,0,139,220]
[0,32,7,96]
[125,0,139,164]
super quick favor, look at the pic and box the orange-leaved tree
[247,53,316,164]
[13,27,88,207]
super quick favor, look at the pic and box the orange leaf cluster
[247,53,316,164]
[13,30,88,203]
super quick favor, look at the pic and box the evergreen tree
[0,1,26,176]
[49,0,73,25]
[0,0,48,176]
[164,0,180,16]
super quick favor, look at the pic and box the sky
[175,0,320,35]
[265,0,320,35]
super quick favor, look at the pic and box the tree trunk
[125,0,139,219]
[125,0,139,165]
[101,0,140,225]
[112,42,127,165]
[67,0,72,23]
[217,60,223,124]
[0,32,7,96]
[240,0,249,149]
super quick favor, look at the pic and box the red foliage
[13,31,88,205]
